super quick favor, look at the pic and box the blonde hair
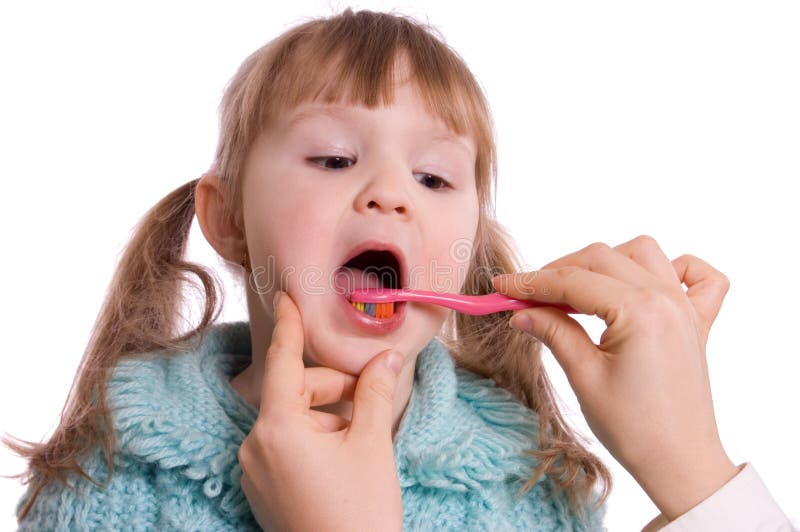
[5,7,611,523]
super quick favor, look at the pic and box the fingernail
[272,290,282,312]
[492,274,509,291]
[510,313,532,331]
[385,350,404,375]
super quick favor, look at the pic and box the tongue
[335,266,385,294]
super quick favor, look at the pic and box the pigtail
[3,178,224,521]
[440,216,613,522]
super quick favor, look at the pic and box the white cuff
[641,462,795,531]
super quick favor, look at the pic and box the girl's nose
[354,166,412,217]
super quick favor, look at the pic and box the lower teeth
[350,301,395,318]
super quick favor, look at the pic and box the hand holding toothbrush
[491,235,738,522]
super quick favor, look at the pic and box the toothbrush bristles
[350,300,394,318]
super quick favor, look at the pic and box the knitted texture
[15,321,607,531]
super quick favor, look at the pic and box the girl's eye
[308,156,451,190]
[308,156,355,170]
[415,173,451,190]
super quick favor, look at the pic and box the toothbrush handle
[392,289,578,316]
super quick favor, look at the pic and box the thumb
[509,307,597,393]
[348,349,404,439]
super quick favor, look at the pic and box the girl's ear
[195,172,247,266]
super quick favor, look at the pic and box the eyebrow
[429,133,474,159]
[285,106,475,159]
[285,106,352,132]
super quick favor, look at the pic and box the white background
[1,1,798,530]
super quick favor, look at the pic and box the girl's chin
[302,340,389,376]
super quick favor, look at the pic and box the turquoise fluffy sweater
[16,321,607,531]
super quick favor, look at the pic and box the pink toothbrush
[347,288,579,316]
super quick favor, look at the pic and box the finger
[348,349,404,439]
[261,291,307,416]
[537,237,673,288]
[671,254,730,342]
[308,409,350,432]
[538,241,651,287]
[611,235,681,287]
[304,367,358,407]
[508,306,599,395]
[492,267,632,323]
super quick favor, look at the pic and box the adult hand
[491,235,739,521]
[237,290,405,532]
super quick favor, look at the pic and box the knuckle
[237,442,251,469]
[518,270,540,293]
[305,384,317,407]
[239,470,251,493]
[680,253,697,262]
[633,234,664,256]
[584,241,611,256]
[540,319,562,348]
[521,269,540,284]
[251,420,271,445]
[368,378,395,405]
[634,234,659,248]
[265,343,285,362]
[239,423,290,476]
[556,265,581,279]
[251,418,283,451]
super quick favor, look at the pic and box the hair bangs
[262,35,481,147]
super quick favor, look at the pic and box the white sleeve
[640,462,796,532]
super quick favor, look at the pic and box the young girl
[6,7,793,531]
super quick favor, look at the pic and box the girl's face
[240,79,480,375]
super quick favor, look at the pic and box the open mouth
[336,243,405,321]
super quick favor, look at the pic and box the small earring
[240,248,252,272]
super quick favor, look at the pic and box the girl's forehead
[272,100,476,156]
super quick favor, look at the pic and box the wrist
[633,446,739,521]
